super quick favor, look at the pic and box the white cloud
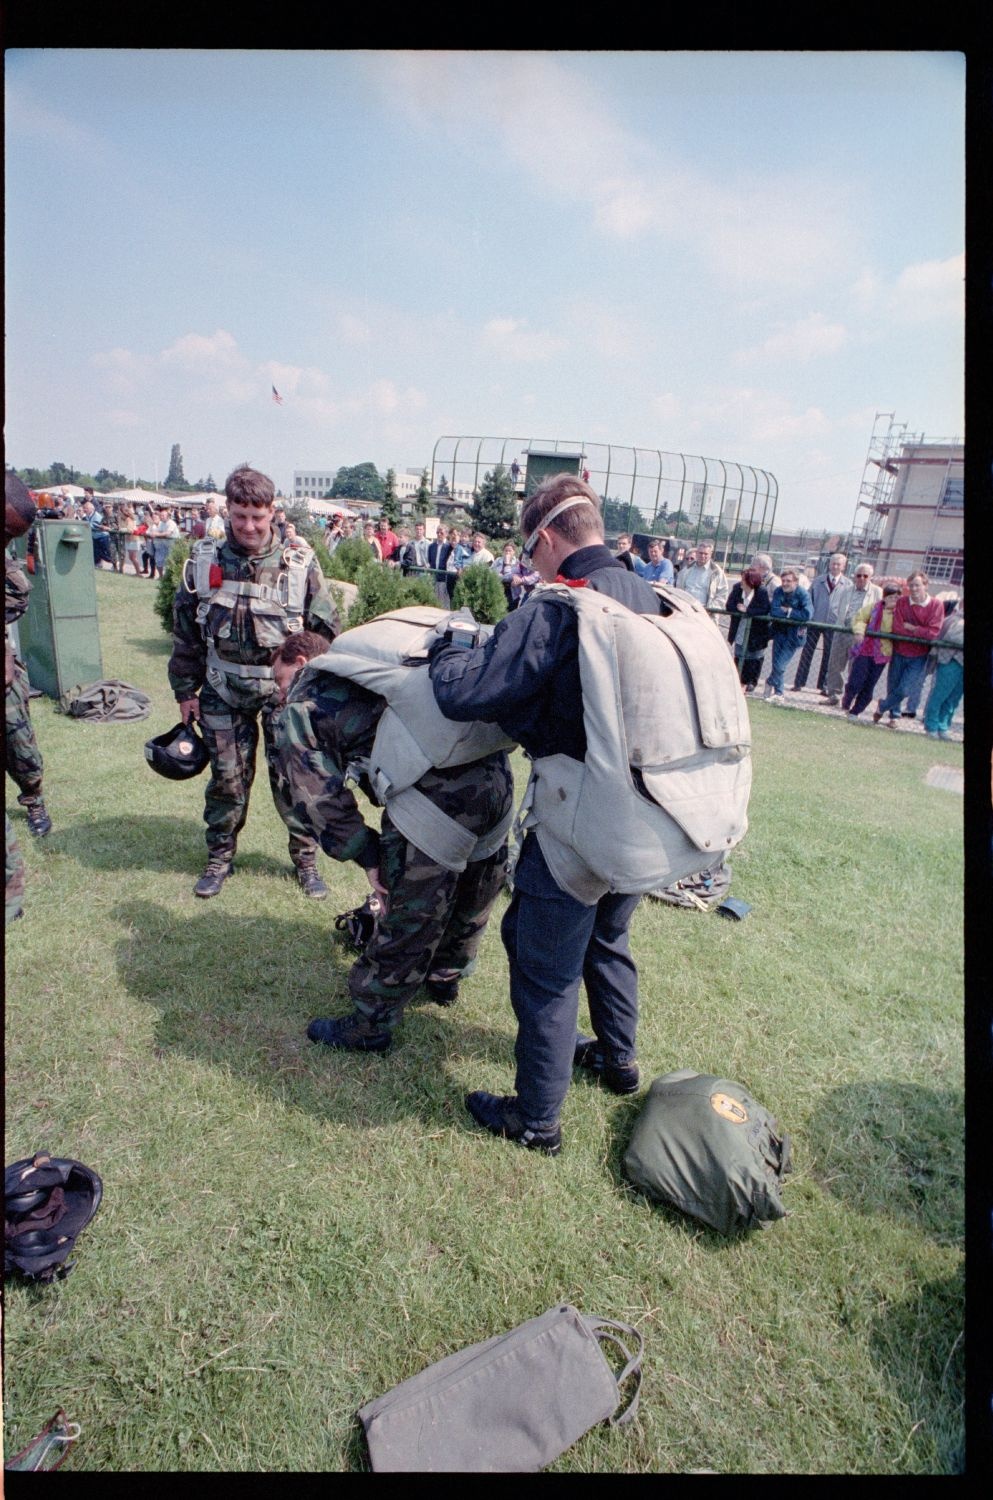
[736,313,848,365]
[480,316,567,362]
[5,86,107,156]
[106,408,143,429]
[339,314,373,345]
[657,385,832,447]
[369,53,855,289]
[848,254,963,328]
[161,329,243,370]
[890,253,964,323]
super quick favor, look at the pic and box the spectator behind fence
[923,597,964,740]
[491,542,519,608]
[823,563,882,705]
[363,521,384,562]
[633,538,674,585]
[150,506,180,578]
[399,521,430,573]
[873,571,945,727]
[375,516,399,562]
[614,533,637,572]
[676,539,728,610]
[764,567,812,701]
[469,532,495,567]
[843,584,901,719]
[726,566,772,693]
[790,553,852,693]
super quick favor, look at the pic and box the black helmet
[144,720,210,780]
[5,1153,103,1283]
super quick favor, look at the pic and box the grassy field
[4,571,964,1473]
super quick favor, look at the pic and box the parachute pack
[522,581,752,905]
[300,607,516,871]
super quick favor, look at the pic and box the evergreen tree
[452,562,507,624]
[205,473,217,492]
[471,465,517,542]
[166,444,186,489]
[381,468,400,526]
[436,472,451,498]
[414,468,431,518]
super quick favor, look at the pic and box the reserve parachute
[299,607,516,871]
[521,581,751,905]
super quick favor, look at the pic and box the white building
[851,418,963,589]
[293,470,337,500]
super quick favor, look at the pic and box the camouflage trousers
[197,684,320,866]
[6,812,25,923]
[350,756,514,1028]
[5,662,44,803]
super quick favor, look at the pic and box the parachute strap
[386,785,510,872]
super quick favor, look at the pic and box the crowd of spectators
[24,488,963,738]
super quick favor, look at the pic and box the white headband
[522,495,593,561]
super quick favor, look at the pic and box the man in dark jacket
[429,475,663,1156]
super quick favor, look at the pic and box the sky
[5,49,964,531]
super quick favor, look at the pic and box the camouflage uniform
[5,553,45,808]
[268,669,513,1028]
[168,526,340,865]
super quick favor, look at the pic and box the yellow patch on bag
[710,1091,748,1124]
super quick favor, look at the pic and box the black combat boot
[465,1092,562,1155]
[573,1035,640,1095]
[425,969,460,1007]
[194,858,233,898]
[23,798,52,838]
[307,1013,392,1053]
[295,860,328,899]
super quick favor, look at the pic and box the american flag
[271,385,284,405]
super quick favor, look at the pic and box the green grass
[4,572,963,1472]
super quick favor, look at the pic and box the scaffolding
[849,412,920,557]
[429,434,779,566]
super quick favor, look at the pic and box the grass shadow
[125,635,172,656]
[804,1081,964,1244]
[54,814,298,880]
[867,1267,965,1473]
[112,900,519,1135]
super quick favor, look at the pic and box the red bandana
[555,575,588,587]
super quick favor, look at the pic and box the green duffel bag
[622,1069,792,1236]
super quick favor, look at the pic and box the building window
[940,475,963,508]
[924,549,963,585]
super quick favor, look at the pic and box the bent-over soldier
[267,630,513,1052]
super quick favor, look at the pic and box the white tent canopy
[29,483,88,499]
[304,498,361,518]
[100,488,176,506]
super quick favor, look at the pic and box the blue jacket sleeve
[429,599,569,727]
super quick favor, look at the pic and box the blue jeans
[878,654,928,720]
[923,660,963,733]
[766,637,799,693]
[501,833,640,1127]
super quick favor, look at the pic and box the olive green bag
[623,1069,792,1235]
[357,1303,643,1472]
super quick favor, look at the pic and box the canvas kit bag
[57,679,151,722]
[623,1070,792,1236]
[357,1303,643,1472]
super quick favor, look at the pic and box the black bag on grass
[5,1153,103,1283]
[623,1070,792,1235]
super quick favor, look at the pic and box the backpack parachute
[524,582,751,905]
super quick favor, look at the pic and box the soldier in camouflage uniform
[5,477,52,844]
[267,631,513,1052]
[168,466,341,898]
[5,474,43,923]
